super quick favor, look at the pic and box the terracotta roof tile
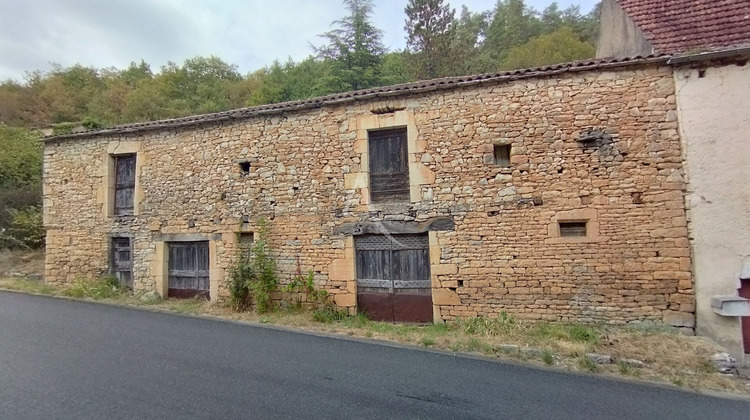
[617,0,750,53]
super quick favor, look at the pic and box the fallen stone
[618,358,645,368]
[498,344,519,353]
[710,352,737,375]
[585,353,613,364]
[520,347,544,358]
[140,290,161,303]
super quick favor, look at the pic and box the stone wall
[43,62,694,328]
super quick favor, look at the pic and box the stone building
[598,0,750,358]
[43,55,695,328]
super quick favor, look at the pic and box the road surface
[0,291,748,419]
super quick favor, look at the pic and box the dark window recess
[369,129,410,203]
[239,161,251,174]
[494,144,511,167]
[168,241,209,299]
[111,237,133,289]
[239,232,254,253]
[559,222,587,237]
[114,154,136,215]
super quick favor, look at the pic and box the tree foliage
[0,124,43,248]
[313,0,385,91]
[404,0,456,79]
[0,0,601,250]
[501,26,596,70]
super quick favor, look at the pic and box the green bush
[228,219,278,313]
[1,206,44,249]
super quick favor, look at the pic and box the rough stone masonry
[43,58,695,329]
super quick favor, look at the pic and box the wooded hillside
[0,0,599,248]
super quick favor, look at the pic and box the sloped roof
[617,0,750,54]
[47,55,668,141]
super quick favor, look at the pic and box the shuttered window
[369,129,409,203]
[559,222,587,237]
[114,154,136,215]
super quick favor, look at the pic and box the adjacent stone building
[44,56,696,328]
[598,0,750,358]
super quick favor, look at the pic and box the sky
[0,0,598,82]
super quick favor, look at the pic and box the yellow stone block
[334,293,357,307]
[432,289,461,305]
[344,173,368,189]
[409,162,436,185]
[431,263,458,275]
[329,259,355,281]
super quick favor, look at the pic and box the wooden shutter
[114,155,136,215]
[111,237,133,288]
[369,129,409,203]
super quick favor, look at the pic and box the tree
[449,6,492,75]
[484,0,543,64]
[0,124,42,190]
[500,26,595,70]
[314,0,385,91]
[0,124,42,242]
[404,0,456,79]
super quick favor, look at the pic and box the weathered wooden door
[369,129,410,202]
[355,233,432,323]
[739,280,750,353]
[111,237,133,289]
[168,241,210,299]
[114,154,135,215]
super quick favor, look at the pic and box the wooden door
[355,233,432,323]
[168,241,210,299]
[739,280,750,354]
[369,129,410,203]
[114,154,135,215]
[111,237,133,289]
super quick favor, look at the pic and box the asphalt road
[1,292,748,419]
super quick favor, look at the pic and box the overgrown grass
[61,277,124,299]
[0,277,56,295]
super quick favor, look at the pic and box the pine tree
[314,0,385,91]
[404,0,456,79]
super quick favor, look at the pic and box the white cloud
[0,0,598,81]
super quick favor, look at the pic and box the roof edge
[45,55,670,142]
[667,46,750,65]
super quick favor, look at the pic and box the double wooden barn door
[355,233,433,323]
[168,241,210,299]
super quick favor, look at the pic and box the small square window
[559,222,587,237]
[239,161,251,175]
[239,232,254,253]
[494,144,511,167]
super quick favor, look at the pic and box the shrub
[5,207,44,249]
[228,219,278,313]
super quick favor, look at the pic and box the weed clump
[228,219,277,313]
[62,276,123,299]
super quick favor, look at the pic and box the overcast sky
[0,0,598,82]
